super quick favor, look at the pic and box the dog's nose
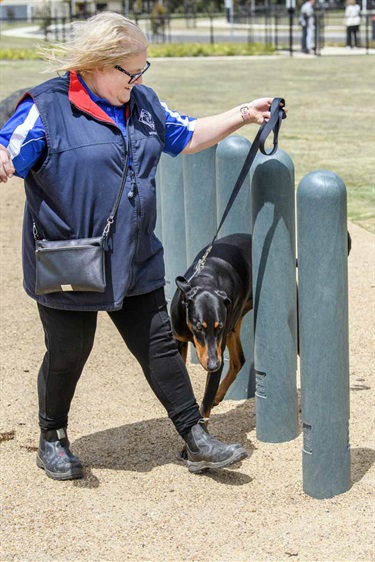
[207,358,221,372]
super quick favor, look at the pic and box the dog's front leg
[201,367,224,421]
[176,340,188,363]
[214,321,245,406]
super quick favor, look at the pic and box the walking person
[0,12,282,481]
[300,0,316,54]
[345,0,361,48]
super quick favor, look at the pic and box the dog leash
[188,97,286,282]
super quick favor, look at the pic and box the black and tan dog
[170,233,252,423]
[171,229,352,426]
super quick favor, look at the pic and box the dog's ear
[176,276,199,307]
[215,290,231,308]
[175,276,192,296]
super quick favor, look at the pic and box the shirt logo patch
[139,109,155,131]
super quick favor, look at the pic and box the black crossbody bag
[34,150,129,296]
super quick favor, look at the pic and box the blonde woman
[0,12,279,480]
[345,0,361,48]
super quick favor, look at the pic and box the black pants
[37,288,201,436]
[346,25,360,48]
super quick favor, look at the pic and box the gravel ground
[0,176,374,562]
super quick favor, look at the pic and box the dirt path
[0,177,374,561]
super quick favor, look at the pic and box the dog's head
[175,276,231,372]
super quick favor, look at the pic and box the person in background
[300,0,316,54]
[345,0,361,48]
[0,12,281,481]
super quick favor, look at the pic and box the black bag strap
[33,137,130,244]
[102,138,130,242]
[189,97,286,281]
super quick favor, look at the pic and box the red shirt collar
[68,71,120,124]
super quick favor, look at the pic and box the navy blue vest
[23,72,166,310]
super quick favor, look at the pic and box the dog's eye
[217,322,224,331]
[196,322,203,331]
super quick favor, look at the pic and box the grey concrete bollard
[159,153,187,304]
[297,170,350,499]
[183,147,217,264]
[216,135,255,399]
[182,147,217,364]
[251,149,298,443]
[216,136,252,239]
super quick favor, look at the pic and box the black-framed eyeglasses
[114,60,151,84]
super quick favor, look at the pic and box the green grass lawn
[0,55,374,232]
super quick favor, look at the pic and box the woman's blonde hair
[40,12,148,74]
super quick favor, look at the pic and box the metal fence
[1,10,374,55]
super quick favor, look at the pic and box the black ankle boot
[184,420,248,474]
[36,428,83,480]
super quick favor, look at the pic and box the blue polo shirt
[0,75,196,178]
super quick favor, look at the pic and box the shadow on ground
[70,395,374,490]
[72,399,256,487]
[351,447,375,485]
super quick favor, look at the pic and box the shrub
[147,42,275,57]
[0,42,275,61]
[0,49,42,60]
